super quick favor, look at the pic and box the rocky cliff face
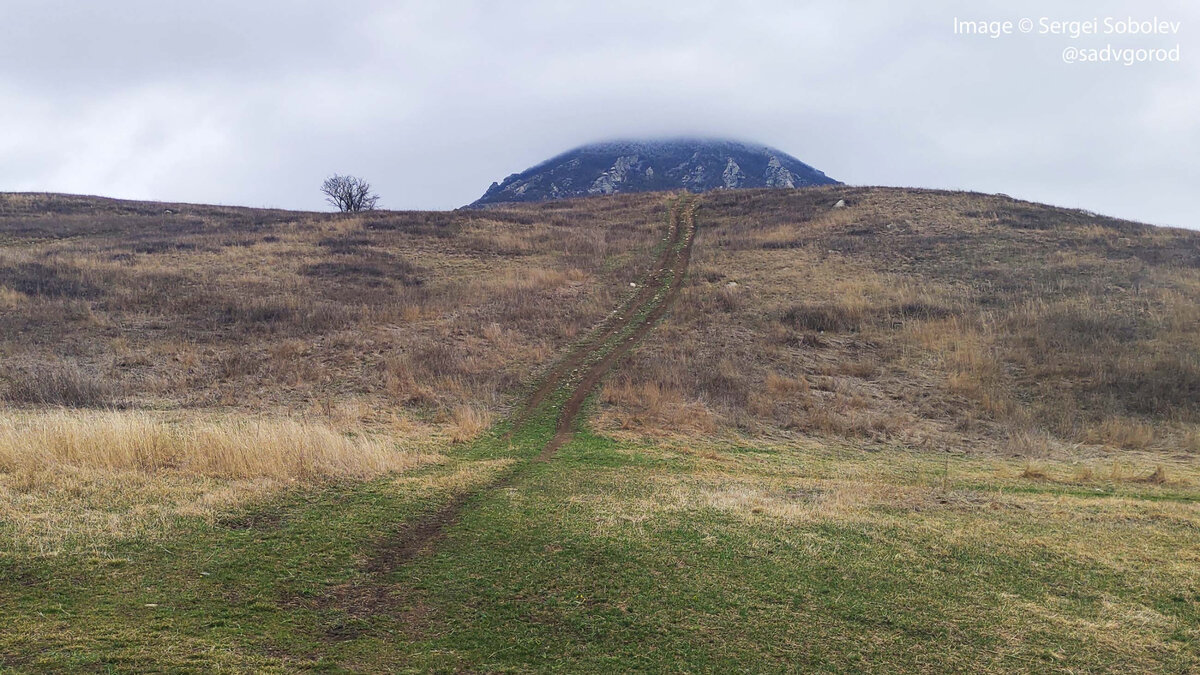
[470,138,838,206]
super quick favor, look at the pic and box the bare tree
[320,174,380,212]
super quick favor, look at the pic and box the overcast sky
[1,1,1196,228]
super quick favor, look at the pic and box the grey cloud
[0,0,1195,228]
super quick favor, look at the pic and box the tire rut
[509,198,690,431]
[370,195,697,570]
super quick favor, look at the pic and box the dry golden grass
[0,409,438,479]
[602,187,1200,458]
[1004,429,1056,458]
[0,285,24,308]
[1086,417,1157,450]
[1186,428,1200,453]
[598,377,718,437]
[0,192,665,432]
[0,409,443,555]
[446,404,493,442]
[0,467,284,556]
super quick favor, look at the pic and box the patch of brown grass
[1185,428,1200,454]
[601,187,1200,457]
[446,405,493,443]
[0,192,665,434]
[1139,465,1170,485]
[0,410,438,480]
[764,371,810,398]
[1,359,119,407]
[1005,430,1054,458]
[0,285,25,308]
[0,408,445,555]
[598,377,718,437]
[1019,463,1049,480]
[1086,418,1157,450]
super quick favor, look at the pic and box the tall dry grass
[1186,428,1200,453]
[0,286,25,308]
[0,191,664,428]
[0,410,438,480]
[0,409,444,554]
[446,405,494,442]
[598,377,718,436]
[602,187,1200,452]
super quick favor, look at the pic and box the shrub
[1,361,118,407]
[780,303,863,333]
[0,261,100,299]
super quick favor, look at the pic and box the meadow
[1,188,1197,671]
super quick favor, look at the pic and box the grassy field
[3,419,1196,671]
[1,188,1198,671]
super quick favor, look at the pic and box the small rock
[630,282,637,287]
[833,199,846,208]
[725,281,738,288]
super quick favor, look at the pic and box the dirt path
[510,197,692,431]
[537,198,696,460]
[371,195,697,568]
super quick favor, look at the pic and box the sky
[1,0,1197,228]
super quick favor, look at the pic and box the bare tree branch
[320,174,380,213]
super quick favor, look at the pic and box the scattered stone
[833,199,846,208]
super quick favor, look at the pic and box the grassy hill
[605,187,1200,451]
[1,188,1197,671]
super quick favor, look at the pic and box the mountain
[470,138,838,206]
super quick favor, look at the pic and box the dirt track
[537,197,696,459]
[511,195,695,431]
[371,195,697,568]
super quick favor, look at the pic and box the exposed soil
[510,196,694,431]
[538,199,697,460]
[369,196,698,572]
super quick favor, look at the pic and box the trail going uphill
[511,194,696,432]
[537,196,696,459]
[371,195,698,568]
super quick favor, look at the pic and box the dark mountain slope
[471,138,837,206]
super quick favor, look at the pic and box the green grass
[3,423,1197,672]
[3,191,1198,672]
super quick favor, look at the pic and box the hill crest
[470,138,838,206]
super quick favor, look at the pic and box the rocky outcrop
[470,138,837,206]
[588,155,642,195]
[763,156,795,188]
[722,158,745,189]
